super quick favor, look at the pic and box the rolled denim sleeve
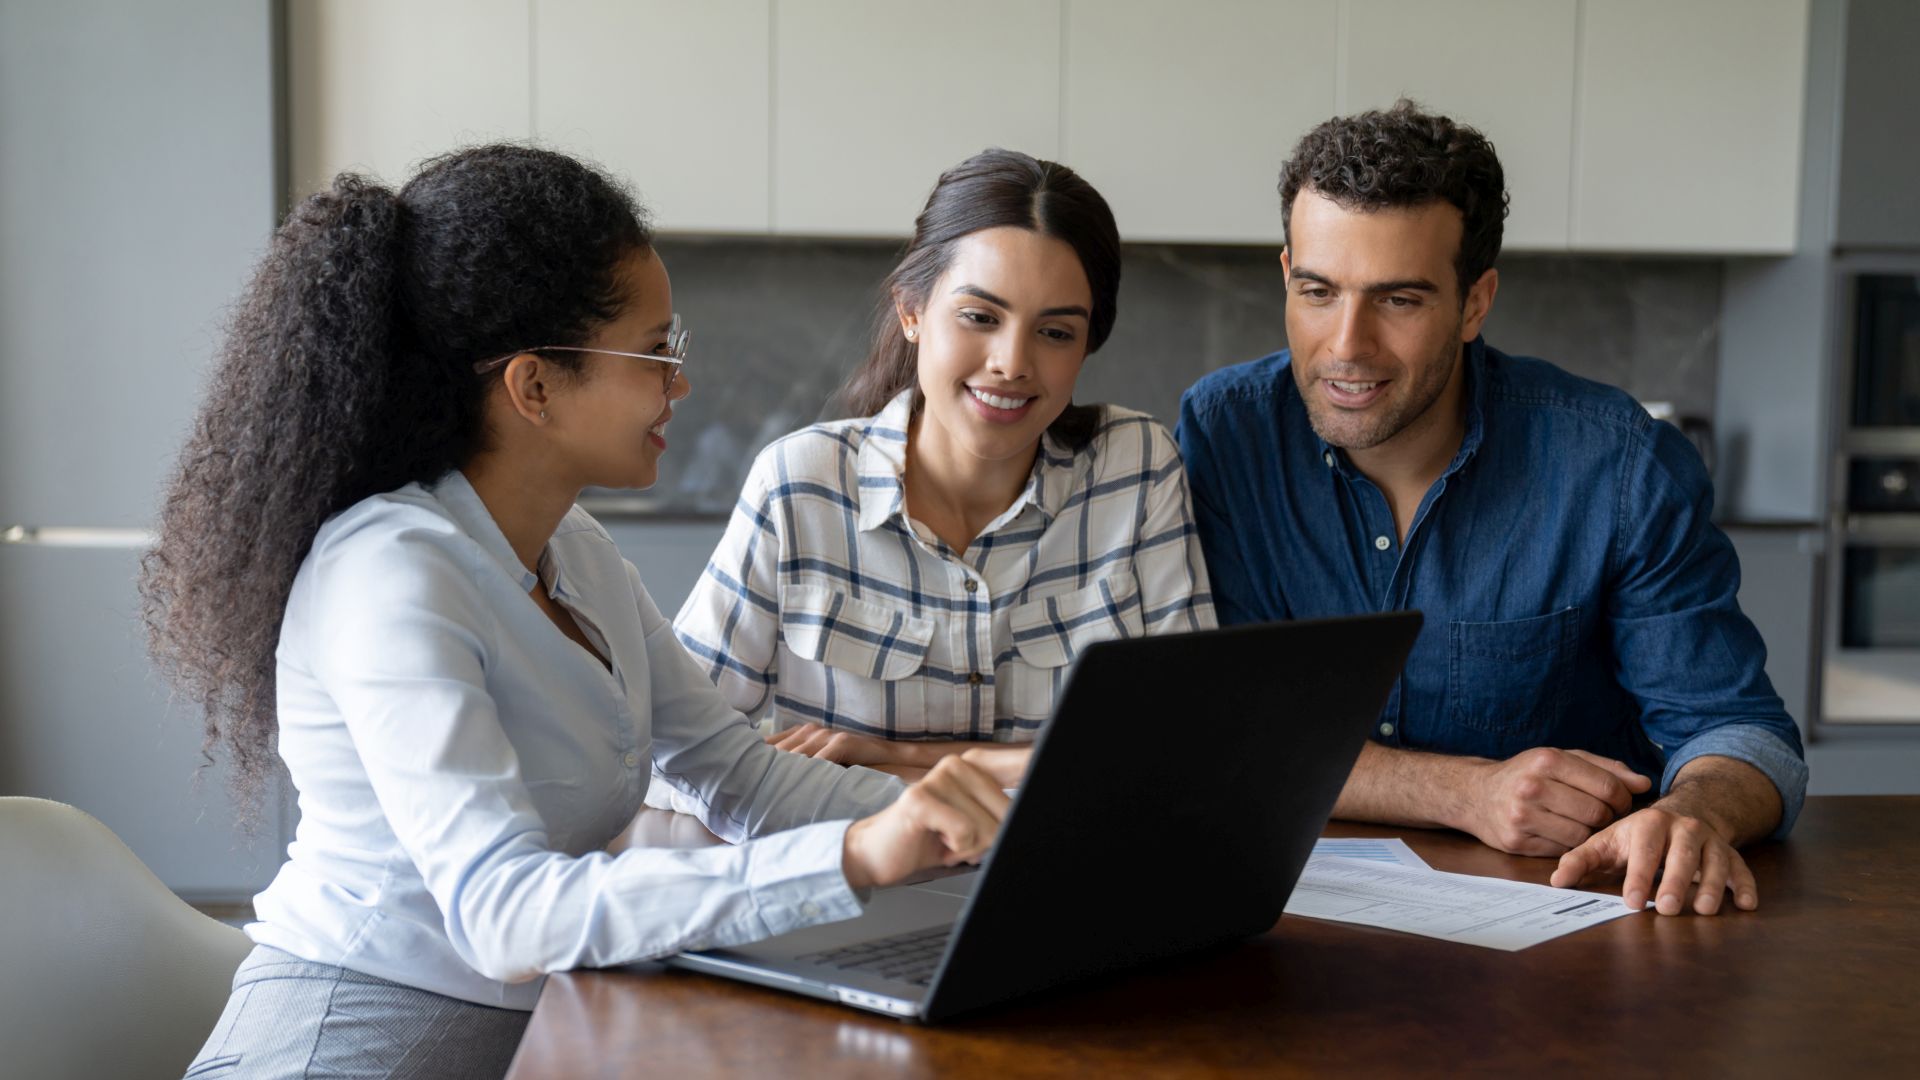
[1606,418,1808,838]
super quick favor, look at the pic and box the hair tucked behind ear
[139,146,651,818]
[835,148,1121,450]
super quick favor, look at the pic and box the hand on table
[841,756,1009,890]
[1460,747,1652,856]
[767,722,901,768]
[767,724,1034,789]
[1550,804,1758,916]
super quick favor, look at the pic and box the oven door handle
[1842,513,1920,543]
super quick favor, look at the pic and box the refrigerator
[0,0,289,901]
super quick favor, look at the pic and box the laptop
[664,611,1423,1021]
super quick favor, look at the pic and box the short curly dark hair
[1278,99,1508,299]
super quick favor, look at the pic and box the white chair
[0,796,253,1080]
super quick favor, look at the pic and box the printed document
[1287,854,1640,950]
[1310,837,1431,870]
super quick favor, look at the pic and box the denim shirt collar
[1314,335,1490,482]
[854,387,1075,534]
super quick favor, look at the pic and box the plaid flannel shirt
[672,389,1216,743]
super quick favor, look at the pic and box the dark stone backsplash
[639,237,1721,515]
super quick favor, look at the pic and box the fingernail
[1656,895,1681,915]
[1626,890,1646,908]
[1739,892,1756,908]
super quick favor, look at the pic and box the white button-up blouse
[248,471,902,1010]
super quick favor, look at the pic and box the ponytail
[141,147,650,817]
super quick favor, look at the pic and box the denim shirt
[1176,339,1808,837]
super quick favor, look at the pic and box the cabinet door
[534,0,770,233]
[1342,0,1576,252]
[1726,528,1818,739]
[1572,0,1808,253]
[287,0,532,196]
[1063,0,1336,245]
[771,0,1061,237]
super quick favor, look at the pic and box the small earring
[905,329,918,342]
[538,410,548,420]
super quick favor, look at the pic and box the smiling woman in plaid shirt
[662,149,1215,789]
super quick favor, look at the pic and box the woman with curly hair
[144,145,1011,1078]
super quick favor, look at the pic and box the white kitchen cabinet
[1571,0,1808,253]
[533,1,771,233]
[1341,0,1577,252]
[283,0,1815,252]
[287,0,532,197]
[770,0,1062,237]
[1062,0,1335,245]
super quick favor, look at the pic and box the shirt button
[1323,451,1335,467]
[622,751,639,768]
[801,901,822,918]
[1373,535,1391,551]
[967,672,984,686]
[963,578,978,593]
[1379,722,1395,737]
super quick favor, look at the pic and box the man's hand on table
[1549,803,1756,915]
[1549,756,1781,916]
[1456,747,1652,856]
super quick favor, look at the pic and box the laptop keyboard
[798,925,952,987]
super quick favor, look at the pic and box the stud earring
[905,328,918,342]
[539,410,548,420]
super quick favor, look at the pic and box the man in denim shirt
[1177,102,1807,918]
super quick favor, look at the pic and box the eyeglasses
[472,314,690,393]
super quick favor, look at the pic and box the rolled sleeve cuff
[743,818,867,938]
[1659,725,1809,840]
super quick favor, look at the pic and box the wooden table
[509,797,1920,1077]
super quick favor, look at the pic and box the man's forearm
[1656,755,1783,847]
[1331,741,1481,830]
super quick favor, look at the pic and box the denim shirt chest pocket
[1446,606,1581,754]
[1005,572,1144,726]
[778,584,936,720]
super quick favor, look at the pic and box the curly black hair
[139,145,652,816]
[1278,99,1509,299]
[836,148,1121,450]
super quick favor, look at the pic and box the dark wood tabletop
[509,796,1920,1078]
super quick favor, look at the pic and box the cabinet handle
[0,525,155,549]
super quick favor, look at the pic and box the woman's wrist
[898,741,949,769]
[841,819,876,892]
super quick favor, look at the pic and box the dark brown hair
[836,148,1121,448]
[1279,98,1509,299]
[139,145,651,815]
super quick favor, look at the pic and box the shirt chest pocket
[1447,607,1581,752]
[1004,573,1145,726]
[780,584,936,678]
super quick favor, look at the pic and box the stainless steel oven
[1824,267,1920,724]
